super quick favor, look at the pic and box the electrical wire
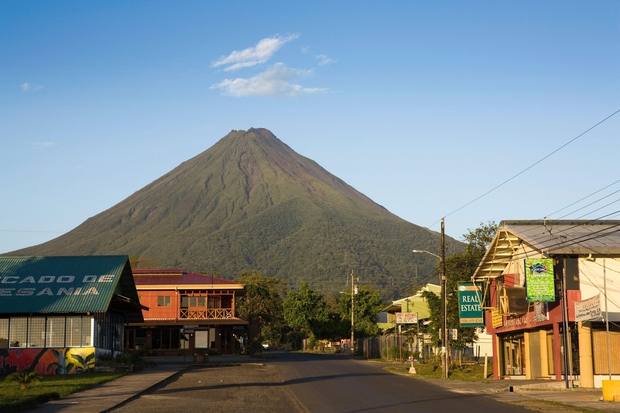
[546,179,620,218]
[428,108,620,229]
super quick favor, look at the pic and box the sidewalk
[414,376,620,412]
[28,355,246,413]
[27,355,620,413]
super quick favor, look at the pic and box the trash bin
[193,353,206,363]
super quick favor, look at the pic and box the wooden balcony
[180,308,234,319]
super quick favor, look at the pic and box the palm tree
[4,370,42,390]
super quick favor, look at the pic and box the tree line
[235,271,383,353]
[233,221,497,356]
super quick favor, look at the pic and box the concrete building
[0,256,144,376]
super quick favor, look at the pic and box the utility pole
[440,218,448,379]
[351,270,355,355]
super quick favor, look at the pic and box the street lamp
[412,218,448,379]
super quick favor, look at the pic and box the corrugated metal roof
[502,220,620,255]
[133,269,244,289]
[0,256,140,316]
[473,220,620,280]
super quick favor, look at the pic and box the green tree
[5,370,41,390]
[236,271,286,354]
[283,283,330,340]
[420,222,497,358]
[445,221,497,351]
[338,286,383,339]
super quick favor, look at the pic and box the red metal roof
[132,269,242,287]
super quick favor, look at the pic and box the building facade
[0,256,144,376]
[125,269,247,356]
[472,220,620,388]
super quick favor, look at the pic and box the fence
[360,333,438,362]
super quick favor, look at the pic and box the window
[0,319,8,348]
[46,317,66,347]
[9,318,27,348]
[181,296,205,308]
[28,317,46,347]
[158,296,171,306]
[208,296,221,309]
[81,316,93,346]
[66,316,83,347]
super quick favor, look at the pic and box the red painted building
[472,220,620,388]
[125,269,247,356]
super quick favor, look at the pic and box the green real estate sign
[458,282,484,327]
[525,258,555,302]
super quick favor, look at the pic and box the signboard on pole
[575,294,601,322]
[396,312,418,324]
[458,282,484,327]
[524,258,555,302]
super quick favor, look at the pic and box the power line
[428,109,620,229]
[546,179,620,218]
[556,189,620,219]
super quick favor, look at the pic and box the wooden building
[125,269,247,356]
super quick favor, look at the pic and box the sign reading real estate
[574,294,601,322]
[395,312,418,324]
[458,282,484,327]
[524,258,555,302]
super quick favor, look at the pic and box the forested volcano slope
[9,128,462,299]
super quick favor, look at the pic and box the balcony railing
[180,308,233,319]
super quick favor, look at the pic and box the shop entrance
[502,333,525,376]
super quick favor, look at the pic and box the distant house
[0,256,144,376]
[125,269,247,356]
[371,284,439,360]
[472,220,620,388]
[378,283,492,360]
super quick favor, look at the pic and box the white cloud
[21,83,44,92]
[212,34,299,71]
[315,54,335,66]
[30,142,55,148]
[210,63,328,97]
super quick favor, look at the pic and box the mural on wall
[0,347,95,376]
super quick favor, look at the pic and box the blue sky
[1,1,619,254]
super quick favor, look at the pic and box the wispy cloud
[212,34,299,72]
[30,142,55,148]
[315,54,334,66]
[211,63,327,97]
[21,83,44,92]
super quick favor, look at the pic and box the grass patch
[384,361,492,381]
[0,372,125,413]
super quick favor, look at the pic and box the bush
[4,370,41,390]
[97,353,153,372]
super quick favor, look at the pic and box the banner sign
[524,258,555,302]
[458,282,484,327]
[396,312,418,324]
[575,294,601,322]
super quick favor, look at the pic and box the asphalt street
[110,352,535,413]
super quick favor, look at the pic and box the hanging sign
[524,258,555,302]
[491,307,503,328]
[458,282,484,327]
[574,294,601,322]
[396,312,418,324]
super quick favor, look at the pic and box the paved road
[112,352,533,413]
[269,352,532,413]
